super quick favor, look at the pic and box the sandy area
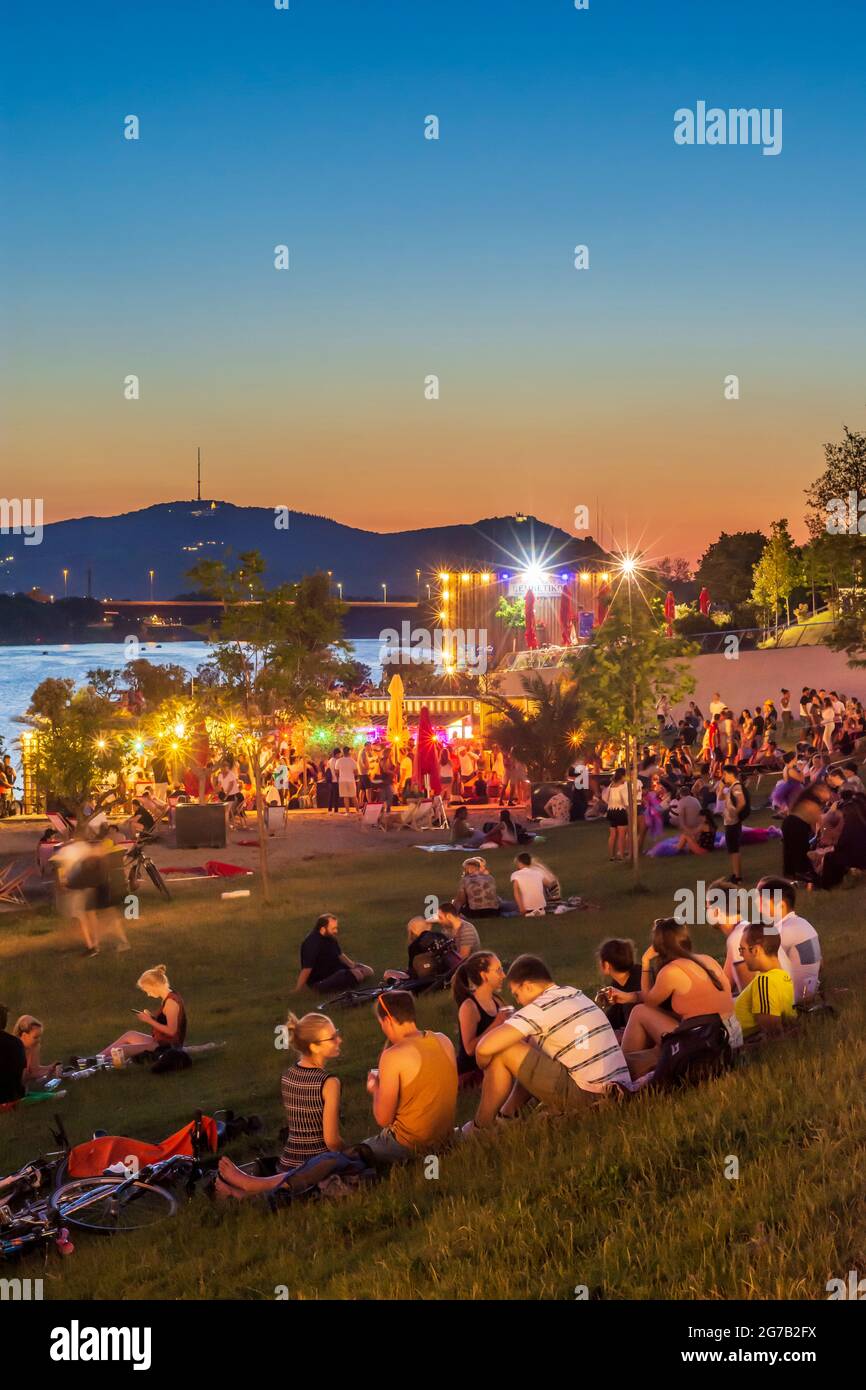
[0,802,523,882]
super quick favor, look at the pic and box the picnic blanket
[161,861,252,877]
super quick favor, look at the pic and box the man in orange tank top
[358,991,457,1166]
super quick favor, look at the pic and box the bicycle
[124,829,171,901]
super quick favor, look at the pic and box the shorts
[607,809,628,827]
[724,823,742,853]
[516,1047,596,1115]
[358,1127,416,1166]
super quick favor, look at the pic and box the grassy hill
[1,817,864,1300]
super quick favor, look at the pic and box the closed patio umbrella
[386,672,404,747]
[524,589,539,650]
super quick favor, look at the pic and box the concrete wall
[494,646,866,714]
[680,647,866,715]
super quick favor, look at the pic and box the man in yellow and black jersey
[734,922,796,1042]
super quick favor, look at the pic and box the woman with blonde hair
[215,1010,363,1199]
[97,965,187,1062]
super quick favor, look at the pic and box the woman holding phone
[97,964,187,1062]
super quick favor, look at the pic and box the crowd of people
[203,863,824,1195]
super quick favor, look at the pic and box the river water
[0,639,386,770]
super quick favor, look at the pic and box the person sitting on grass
[755,876,822,1003]
[510,852,549,916]
[452,952,511,1088]
[733,923,796,1044]
[436,901,481,959]
[674,807,717,855]
[13,1016,61,1090]
[450,805,489,847]
[606,919,734,1080]
[98,964,187,1062]
[291,913,374,995]
[464,954,631,1132]
[454,857,506,917]
[595,938,641,1034]
[705,877,792,996]
[356,990,457,1167]
[215,1011,366,1200]
[0,1003,26,1107]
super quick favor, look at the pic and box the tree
[483,673,583,781]
[123,659,192,707]
[657,556,692,583]
[86,668,122,701]
[750,519,802,632]
[495,595,526,651]
[187,551,350,901]
[804,421,866,538]
[24,685,125,824]
[569,588,696,880]
[694,531,766,611]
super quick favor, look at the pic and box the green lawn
[2,819,865,1300]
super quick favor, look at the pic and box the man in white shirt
[468,954,631,1130]
[510,853,548,915]
[709,692,725,718]
[670,789,702,834]
[705,878,792,995]
[756,876,822,1002]
[458,745,477,781]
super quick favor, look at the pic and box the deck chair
[430,795,450,830]
[362,802,387,832]
[0,860,34,907]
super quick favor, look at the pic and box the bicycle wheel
[50,1178,177,1233]
[145,860,171,901]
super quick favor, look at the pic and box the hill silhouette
[1,501,608,599]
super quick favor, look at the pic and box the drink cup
[111,1047,124,1069]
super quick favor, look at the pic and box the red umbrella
[596,581,611,624]
[524,589,539,650]
[699,586,710,616]
[414,706,442,794]
[664,590,676,638]
[559,588,574,645]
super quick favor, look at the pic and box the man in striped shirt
[469,954,631,1130]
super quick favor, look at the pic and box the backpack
[734,782,751,822]
[651,1014,732,1089]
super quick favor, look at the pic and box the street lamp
[327,570,333,596]
[415,568,421,598]
[381,583,387,604]
[62,568,68,598]
[148,569,155,600]
[337,582,343,601]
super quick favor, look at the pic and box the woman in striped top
[215,1011,354,1200]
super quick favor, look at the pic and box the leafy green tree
[694,531,766,611]
[188,551,350,900]
[569,591,696,879]
[86,668,121,701]
[495,595,526,652]
[750,519,802,632]
[804,422,866,539]
[25,685,125,824]
[483,673,583,781]
[123,659,192,707]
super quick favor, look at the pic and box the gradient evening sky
[3,0,865,561]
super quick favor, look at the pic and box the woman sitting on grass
[14,1016,61,1089]
[216,1011,364,1199]
[674,808,718,856]
[452,952,511,1088]
[606,918,734,1080]
[98,965,187,1062]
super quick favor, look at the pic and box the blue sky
[3,0,865,553]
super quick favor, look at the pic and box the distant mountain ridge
[0,501,608,599]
